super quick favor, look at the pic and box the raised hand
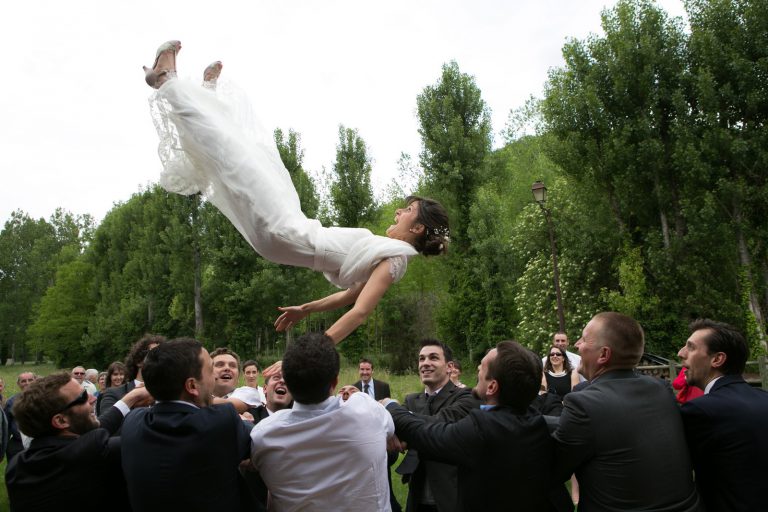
[274,305,308,332]
[263,360,282,379]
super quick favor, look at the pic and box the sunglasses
[549,353,563,357]
[56,389,89,414]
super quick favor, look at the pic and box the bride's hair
[406,195,450,256]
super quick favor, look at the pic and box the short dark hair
[13,372,72,438]
[283,332,339,404]
[142,338,204,401]
[487,341,542,411]
[125,334,166,380]
[690,319,749,375]
[451,360,462,371]
[359,358,373,368]
[419,338,453,363]
[242,359,260,372]
[594,312,644,368]
[210,347,241,369]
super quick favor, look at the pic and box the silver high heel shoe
[143,40,181,89]
[202,61,223,90]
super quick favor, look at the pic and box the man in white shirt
[250,332,394,512]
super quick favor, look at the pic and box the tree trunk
[193,243,203,338]
[736,210,766,349]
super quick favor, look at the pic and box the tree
[274,128,320,218]
[417,60,492,252]
[27,258,96,366]
[329,125,377,227]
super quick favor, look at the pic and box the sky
[1,0,687,226]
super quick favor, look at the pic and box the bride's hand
[274,306,308,332]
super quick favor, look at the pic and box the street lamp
[531,180,566,332]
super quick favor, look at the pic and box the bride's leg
[202,61,223,90]
[143,40,181,89]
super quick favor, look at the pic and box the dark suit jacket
[554,370,700,512]
[681,375,768,512]
[390,402,553,511]
[6,407,129,512]
[397,381,479,512]
[353,378,391,400]
[98,380,136,416]
[121,401,254,512]
[4,394,23,460]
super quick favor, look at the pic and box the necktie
[364,383,370,396]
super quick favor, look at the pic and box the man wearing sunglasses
[6,372,151,512]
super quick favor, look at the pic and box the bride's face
[386,201,423,241]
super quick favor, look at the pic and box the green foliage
[330,125,377,227]
[274,128,320,218]
[417,60,492,252]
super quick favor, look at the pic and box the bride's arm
[274,284,365,332]
[324,260,395,344]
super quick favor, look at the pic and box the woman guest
[542,346,579,399]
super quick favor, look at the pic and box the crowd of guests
[1,313,767,512]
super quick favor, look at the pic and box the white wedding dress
[149,78,416,288]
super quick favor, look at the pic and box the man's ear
[597,345,611,365]
[711,352,727,369]
[486,379,499,398]
[51,413,70,431]
[184,377,200,398]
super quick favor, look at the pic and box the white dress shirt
[251,392,394,512]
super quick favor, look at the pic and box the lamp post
[532,181,566,332]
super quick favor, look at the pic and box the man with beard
[394,339,479,512]
[121,338,256,512]
[6,372,150,512]
[386,341,555,511]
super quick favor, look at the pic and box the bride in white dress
[144,41,450,344]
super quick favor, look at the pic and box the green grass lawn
[0,362,473,510]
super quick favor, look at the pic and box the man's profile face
[553,333,569,350]
[419,345,449,389]
[575,319,603,381]
[72,367,86,384]
[264,372,292,410]
[358,362,373,383]
[472,349,497,402]
[17,373,35,391]
[213,354,239,396]
[59,379,99,435]
[677,328,716,390]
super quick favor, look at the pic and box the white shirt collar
[292,395,337,412]
[704,375,723,394]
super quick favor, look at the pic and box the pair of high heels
[143,40,222,89]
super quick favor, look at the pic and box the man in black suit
[396,338,479,512]
[554,312,700,512]
[6,371,150,512]
[353,358,391,399]
[388,340,554,511]
[98,333,164,415]
[678,318,768,511]
[121,338,255,512]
